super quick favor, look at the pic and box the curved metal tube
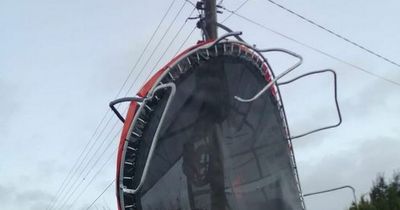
[121,82,176,194]
[234,48,303,102]
[216,23,244,42]
[109,97,144,123]
[303,185,357,205]
[211,31,243,47]
[278,69,342,140]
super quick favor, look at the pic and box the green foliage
[349,172,400,210]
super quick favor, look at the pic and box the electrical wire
[145,8,197,82]
[57,2,194,208]
[174,25,197,56]
[114,0,181,99]
[220,0,250,23]
[85,179,115,210]
[102,197,111,210]
[185,0,196,9]
[124,0,189,96]
[52,3,198,210]
[45,111,110,210]
[56,120,120,209]
[221,7,400,87]
[265,0,400,69]
[46,0,181,209]
[58,109,124,209]
[83,5,200,209]
[47,114,115,210]
[69,148,117,208]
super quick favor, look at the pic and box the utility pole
[202,0,218,40]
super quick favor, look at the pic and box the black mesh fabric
[124,54,302,210]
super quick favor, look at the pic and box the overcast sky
[1,0,400,210]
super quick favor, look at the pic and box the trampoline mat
[121,54,302,210]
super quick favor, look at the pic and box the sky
[1,0,400,210]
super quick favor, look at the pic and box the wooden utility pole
[203,0,218,40]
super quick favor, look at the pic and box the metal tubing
[234,48,303,102]
[121,82,176,194]
[211,31,243,47]
[278,69,342,139]
[303,185,357,205]
[109,97,144,123]
[216,23,244,42]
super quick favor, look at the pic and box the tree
[349,172,400,210]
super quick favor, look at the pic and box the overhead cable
[56,120,120,209]
[47,115,115,210]
[45,111,109,210]
[124,0,189,95]
[85,179,116,210]
[57,2,194,208]
[145,7,197,82]
[46,0,180,209]
[220,0,250,23]
[69,148,117,208]
[115,0,181,99]
[221,7,400,87]
[265,0,400,69]
[174,25,197,56]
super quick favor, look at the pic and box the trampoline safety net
[116,42,304,210]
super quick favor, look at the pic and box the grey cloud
[0,184,16,202]
[17,189,53,203]
[0,184,55,210]
[342,78,400,119]
[30,202,50,210]
[0,78,20,134]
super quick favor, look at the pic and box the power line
[81,4,195,209]
[83,7,198,207]
[55,120,120,209]
[265,0,400,69]
[81,6,198,208]
[220,0,250,23]
[55,108,125,209]
[53,2,195,208]
[220,7,400,87]
[174,25,197,56]
[52,1,194,208]
[114,0,181,99]
[49,110,118,210]
[51,1,197,209]
[50,118,117,209]
[145,8,197,82]
[47,114,115,210]
[46,0,181,209]
[102,197,111,210]
[184,0,196,9]
[69,148,117,208]
[85,179,116,210]
[124,0,189,95]
[45,111,110,210]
